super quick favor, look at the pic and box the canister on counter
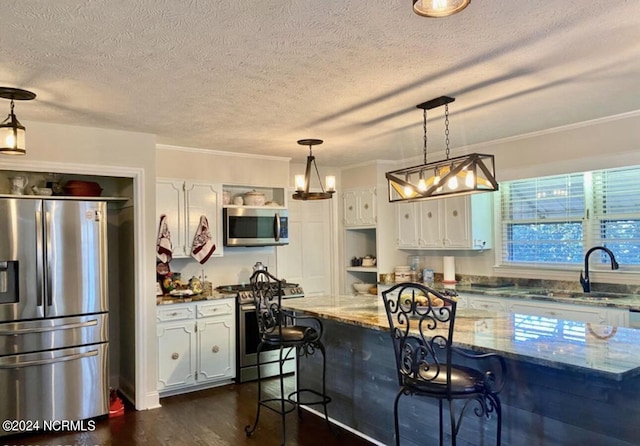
[394,266,412,282]
[422,268,434,285]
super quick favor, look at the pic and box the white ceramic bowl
[352,282,374,294]
[244,190,266,206]
[33,187,53,196]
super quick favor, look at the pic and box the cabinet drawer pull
[170,312,178,316]
[171,352,179,360]
[212,345,220,353]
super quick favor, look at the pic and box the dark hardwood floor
[5,376,375,446]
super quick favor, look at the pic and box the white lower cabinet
[462,293,629,326]
[467,295,509,312]
[157,299,235,396]
[509,300,629,326]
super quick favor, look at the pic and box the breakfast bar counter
[283,295,640,446]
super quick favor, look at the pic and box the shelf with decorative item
[346,266,378,273]
[222,184,285,208]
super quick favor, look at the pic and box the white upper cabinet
[156,178,223,258]
[396,201,420,248]
[343,188,376,227]
[395,193,493,250]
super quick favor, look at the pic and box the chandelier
[0,87,37,155]
[385,96,498,202]
[413,0,471,18]
[292,139,336,201]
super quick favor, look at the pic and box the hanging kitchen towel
[191,215,216,264]
[156,214,173,263]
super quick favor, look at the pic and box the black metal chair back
[382,282,457,392]
[250,269,285,340]
[382,282,506,446]
[245,269,332,445]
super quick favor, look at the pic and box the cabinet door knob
[212,345,220,353]
[404,213,410,219]
[348,205,353,211]
[364,203,369,210]
[427,212,432,218]
[171,352,179,360]
[452,210,458,217]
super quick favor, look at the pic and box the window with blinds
[499,165,640,267]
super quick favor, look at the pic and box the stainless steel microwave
[223,207,289,247]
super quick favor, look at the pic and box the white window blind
[589,166,640,265]
[500,173,585,265]
[500,166,640,267]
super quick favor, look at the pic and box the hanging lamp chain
[422,108,428,164]
[444,103,450,160]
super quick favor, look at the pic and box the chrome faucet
[580,246,619,293]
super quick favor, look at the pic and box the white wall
[0,120,159,410]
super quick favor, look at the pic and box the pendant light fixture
[385,96,498,202]
[0,87,37,155]
[292,139,336,201]
[413,0,471,18]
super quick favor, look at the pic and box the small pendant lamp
[0,87,37,155]
[292,139,336,201]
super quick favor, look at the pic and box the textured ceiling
[1,0,640,166]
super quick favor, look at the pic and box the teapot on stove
[252,261,267,272]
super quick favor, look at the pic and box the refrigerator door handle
[0,319,98,335]
[44,207,53,308]
[35,204,45,308]
[0,349,99,369]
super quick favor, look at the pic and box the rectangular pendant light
[385,96,498,202]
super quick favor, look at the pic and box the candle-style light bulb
[465,169,475,188]
[294,174,305,192]
[418,171,427,192]
[325,175,336,192]
[448,173,458,190]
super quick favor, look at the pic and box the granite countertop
[380,282,640,311]
[156,290,236,305]
[283,294,640,381]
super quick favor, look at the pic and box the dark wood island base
[287,296,640,446]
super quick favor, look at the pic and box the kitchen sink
[520,289,629,300]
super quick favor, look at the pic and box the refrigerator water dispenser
[0,261,18,304]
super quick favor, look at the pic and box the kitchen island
[283,294,640,446]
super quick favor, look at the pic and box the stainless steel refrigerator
[0,198,109,436]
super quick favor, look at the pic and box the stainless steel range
[217,282,305,383]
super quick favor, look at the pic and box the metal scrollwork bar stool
[382,282,506,446]
[244,269,332,446]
